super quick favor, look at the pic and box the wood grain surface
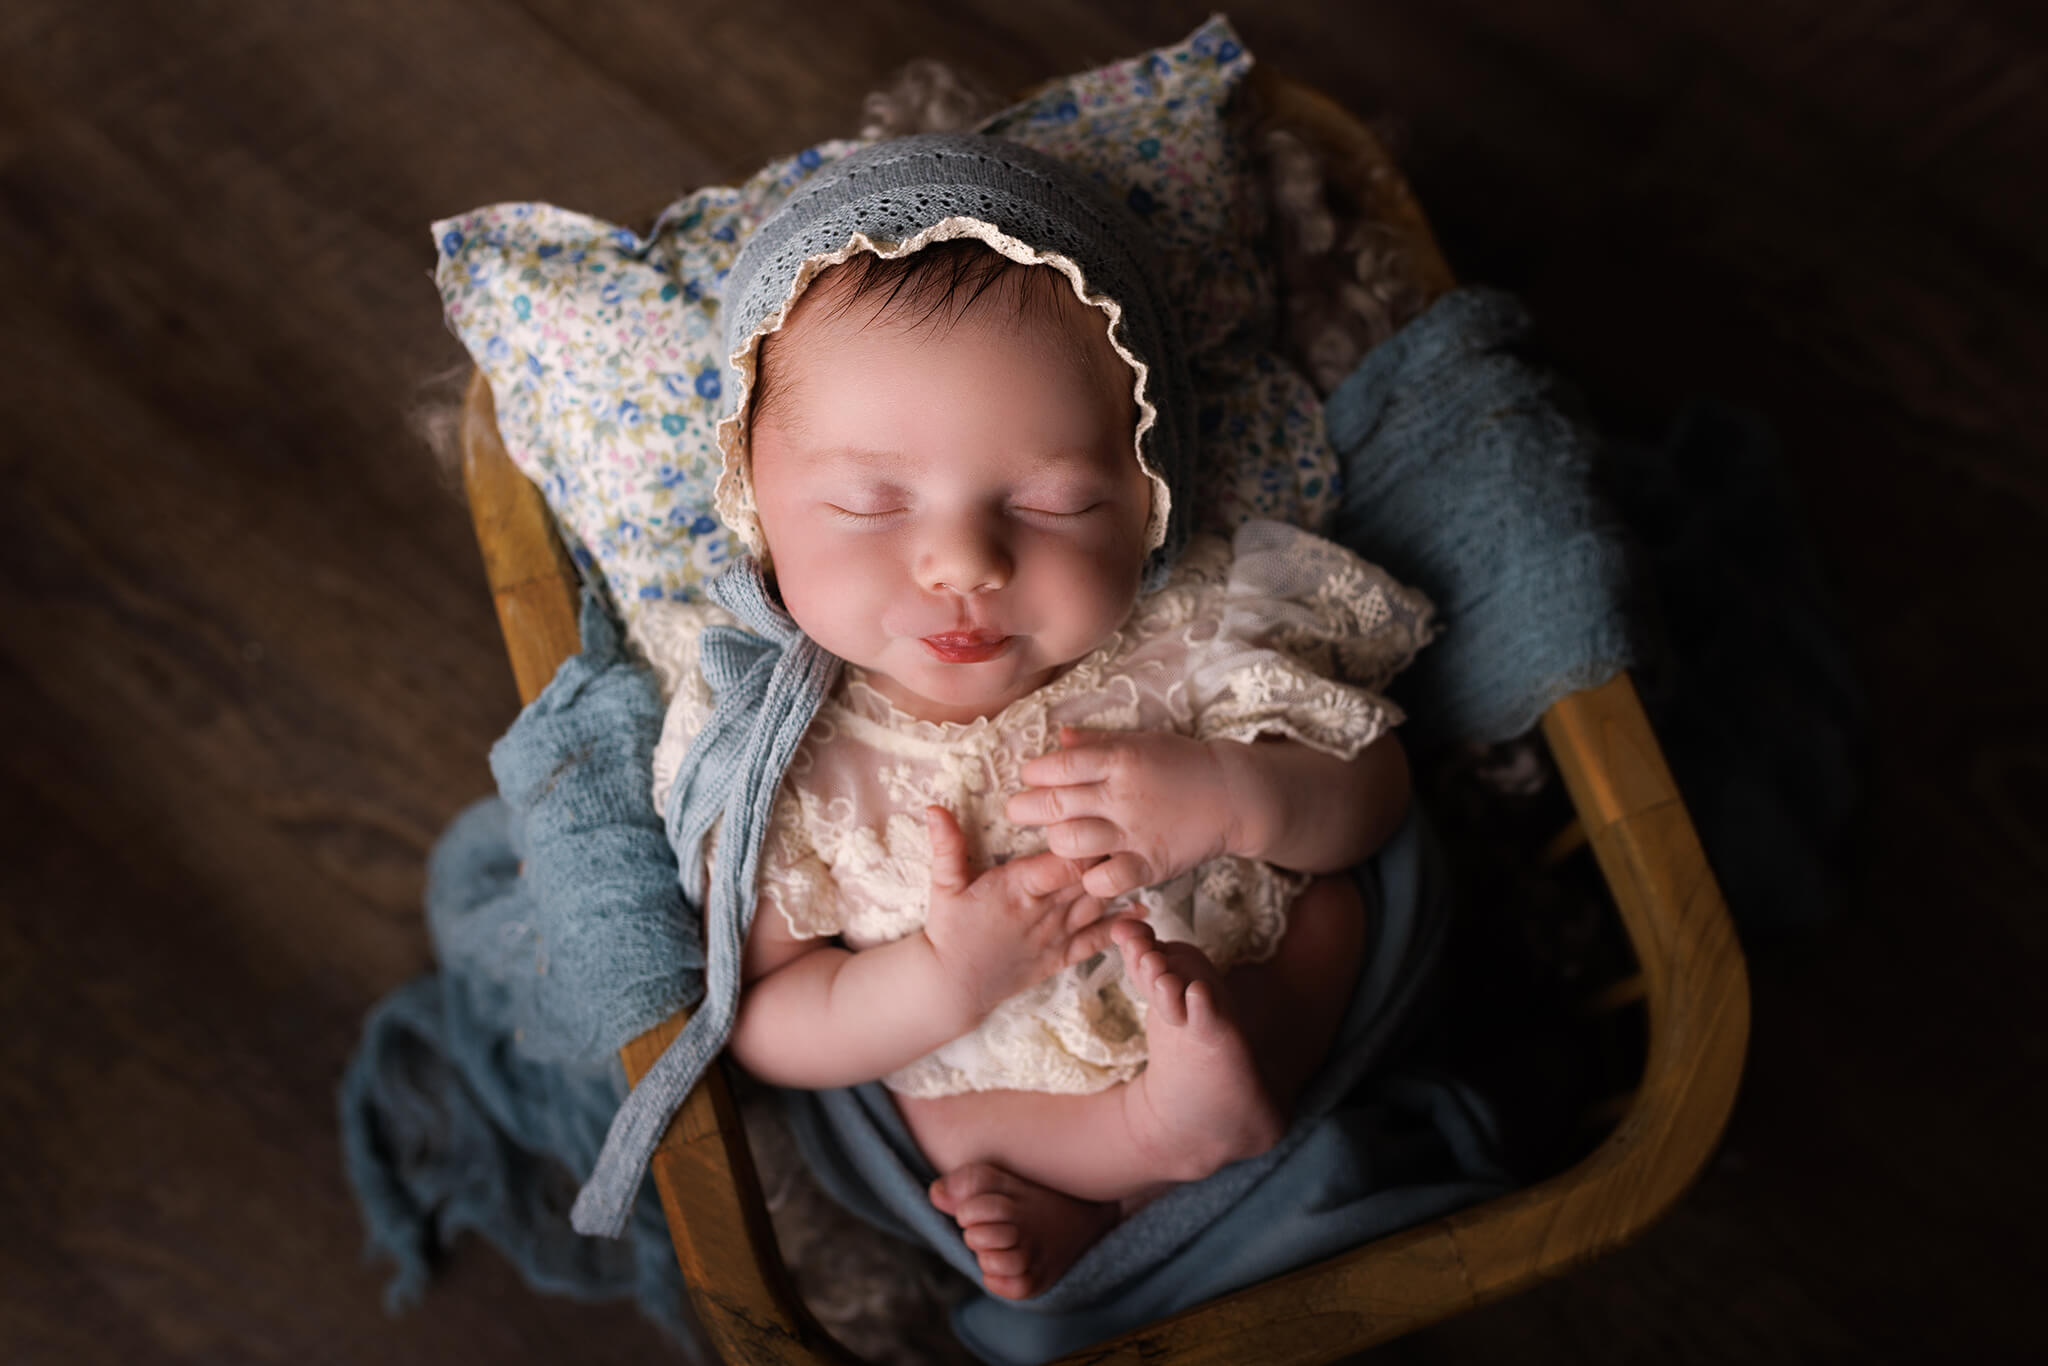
[3,2,2044,1362]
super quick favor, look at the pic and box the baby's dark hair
[749,238,1088,432]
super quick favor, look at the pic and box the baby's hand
[920,805,1121,1022]
[1007,726,1243,900]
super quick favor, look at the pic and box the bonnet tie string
[569,556,840,1238]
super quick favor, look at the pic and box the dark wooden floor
[3,2,2044,1361]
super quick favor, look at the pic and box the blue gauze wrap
[567,557,840,1237]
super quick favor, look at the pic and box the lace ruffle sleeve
[1186,519,1437,758]
[755,786,847,941]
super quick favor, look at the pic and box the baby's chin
[869,655,1067,726]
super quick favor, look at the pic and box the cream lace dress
[633,520,1435,1099]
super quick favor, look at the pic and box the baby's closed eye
[1008,479,1117,520]
[826,503,909,523]
[822,479,915,521]
[1010,499,1104,521]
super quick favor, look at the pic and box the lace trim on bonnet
[711,217,1170,563]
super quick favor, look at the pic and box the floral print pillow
[435,14,1336,626]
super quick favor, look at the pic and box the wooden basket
[458,64,1748,1366]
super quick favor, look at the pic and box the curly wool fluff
[1250,115,1433,394]
[858,58,1005,139]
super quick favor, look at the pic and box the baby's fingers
[1042,817,1124,861]
[1018,730,1120,789]
[1064,893,1110,934]
[1082,852,1154,900]
[1003,849,1090,899]
[1005,780,1100,828]
[926,806,972,894]
[1060,911,1125,968]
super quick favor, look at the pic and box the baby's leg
[903,929,1270,1299]
[1217,872,1371,1109]
[900,922,1283,1202]
[906,875,1367,1193]
[906,876,1366,1297]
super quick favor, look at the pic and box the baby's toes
[1147,964,1190,1027]
[1148,947,1239,1046]
[983,1271,1034,1300]
[931,1161,1007,1221]
[1110,917,1157,962]
[1130,944,1173,998]
[962,1219,1021,1253]
[956,1191,1021,1233]
[1128,945,1158,992]
[976,1245,1031,1280]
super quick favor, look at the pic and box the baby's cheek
[771,543,850,631]
[1083,542,1145,626]
[785,540,900,651]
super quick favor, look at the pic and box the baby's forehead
[770,260,1132,404]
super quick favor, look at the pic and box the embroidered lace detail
[650,521,1434,1096]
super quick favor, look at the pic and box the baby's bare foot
[929,1162,1119,1300]
[1111,920,1285,1182]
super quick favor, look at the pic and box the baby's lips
[920,631,1012,663]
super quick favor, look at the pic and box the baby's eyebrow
[809,445,911,470]
[809,445,1119,478]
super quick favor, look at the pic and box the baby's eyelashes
[1008,501,1104,522]
[823,498,1103,523]
[824,503,908,524]
[1006,477,1117,520]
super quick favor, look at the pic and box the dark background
[3,2,2044,1362]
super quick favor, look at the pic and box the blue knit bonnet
[713,132,1197,587]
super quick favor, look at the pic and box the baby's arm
[1215,728,1410,872]
[1007,725,1410,899]
[727,809,1121,1089]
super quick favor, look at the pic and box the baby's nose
[919,519,1011,595]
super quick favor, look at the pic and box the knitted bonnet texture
[715,132,1197,585]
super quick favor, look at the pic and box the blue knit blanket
[339,287,1652,1357]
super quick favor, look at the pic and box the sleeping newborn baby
[633,134,1435,1298]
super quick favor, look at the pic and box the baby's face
[749,274,1152,724]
